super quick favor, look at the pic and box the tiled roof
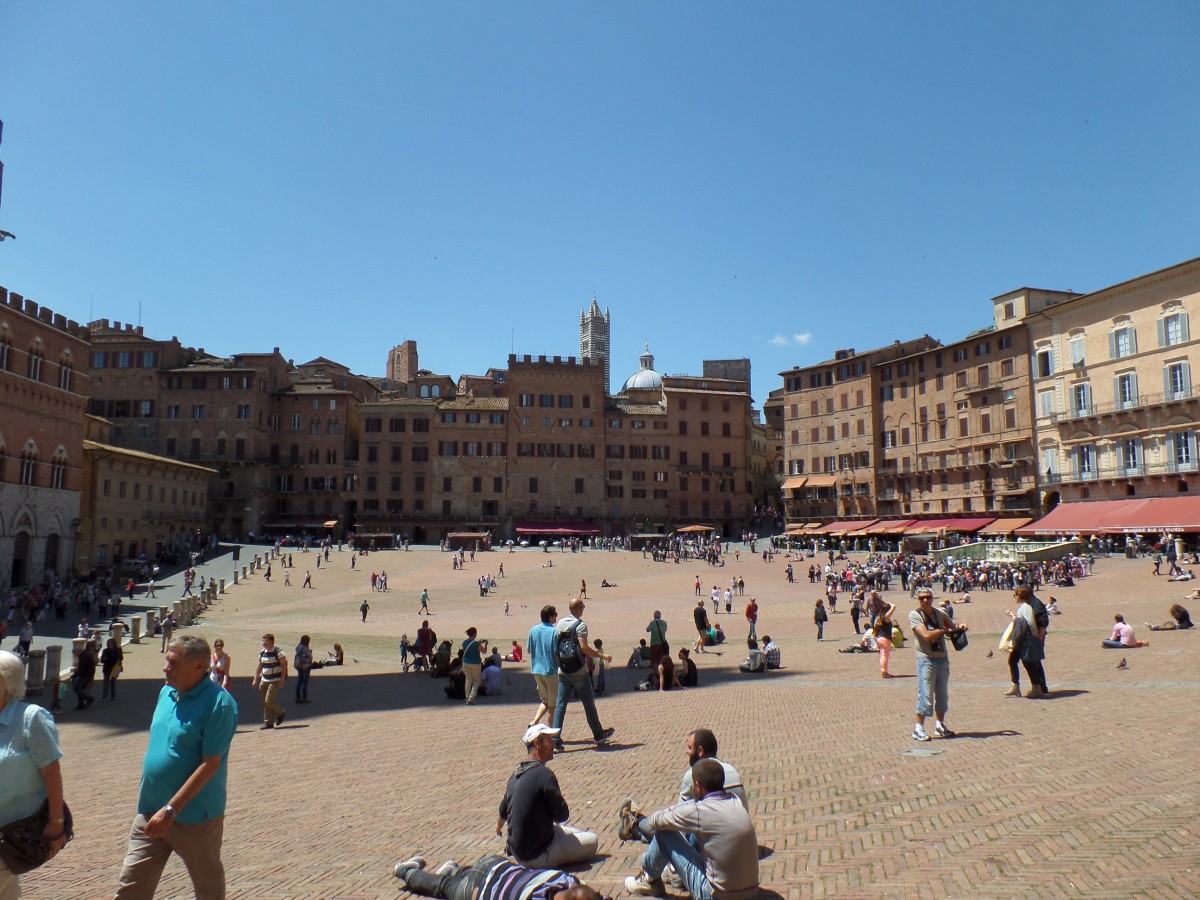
[607,401,666,415]
[439,396,509,411]
[83,441,217,475]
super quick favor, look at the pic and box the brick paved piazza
[21,543,1200,899]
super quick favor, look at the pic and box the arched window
[58,352,74,391]
[50,451,68,490]
[20,450,36,485]
[27,339,44,381]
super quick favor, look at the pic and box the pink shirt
[1111,621,1136,646]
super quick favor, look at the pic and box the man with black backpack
[1027,587,1051,696]
[550,598,615,750]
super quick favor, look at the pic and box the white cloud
[793,332,813,346]
[768,334,788,347]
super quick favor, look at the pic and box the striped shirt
[259,646,285,682]
[479,858,578,900]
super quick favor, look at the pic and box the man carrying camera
[908,589,968,741]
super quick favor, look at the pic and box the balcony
[1047,458,1199,484]
[1049,387,1195,423]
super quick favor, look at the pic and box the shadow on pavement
[42,647,820,737]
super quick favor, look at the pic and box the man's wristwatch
[162,804,177,819]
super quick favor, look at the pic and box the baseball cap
[523,723,561,745]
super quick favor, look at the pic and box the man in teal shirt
[115,634,237,899]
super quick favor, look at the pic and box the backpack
[554,621,584,674]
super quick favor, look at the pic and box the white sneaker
[393,856,426,884]
[625,872,667,896]
[911,725,930,742]
[432,860,460,876]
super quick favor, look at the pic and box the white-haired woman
[0,650,68,897]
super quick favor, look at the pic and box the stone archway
[43,533,60,580]
[11,531,31,588]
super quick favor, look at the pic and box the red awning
[904,519,956,534]
[977,517,1034,535]
[1017,497,1200,536]
[874,519,918,534]
[813,519,878,535]
[515,521,601,535]
[937,517,998,533]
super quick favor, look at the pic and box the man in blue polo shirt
[526,605,559,727]
[115,633,238,899]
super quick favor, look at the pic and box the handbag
[949,628,969,652]
[0,799,74,875]
[998,621,1014,653]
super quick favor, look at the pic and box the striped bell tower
[579,297,611,396]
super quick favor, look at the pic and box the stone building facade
[80,416,215,572]
[0,288,89,589]
[351,348,758,541]
[875,321,1039,518]
[1027,257,1200,506]
[778,337,939,522]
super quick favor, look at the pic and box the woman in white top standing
[210,639,232,691]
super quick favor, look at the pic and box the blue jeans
[552,670,604,741]
[915,655,950,717]
[816,621,824,640]
[641,831,712,900]
[295,667,311,700]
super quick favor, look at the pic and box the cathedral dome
[621,343,663,392]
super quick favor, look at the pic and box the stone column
[45,645,64,680]
[25,649,47,696]
[145,609,158,636]
[219,578,227,593]
[111,621,127,644]
[131,615,143,643]
[173,600,184,623]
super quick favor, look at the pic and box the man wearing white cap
[496,724,599,868]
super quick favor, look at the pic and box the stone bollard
[112,621,127,645]
[45,644,63,677]
[242,565,249,580]
[145,609,157,636]
[219,577,227,594]
[159,606,171,624]
[233,570,239,585]
[173,600,184,624]
[131,615,143,643]
[25,649,47,696]
[71,637,88,666]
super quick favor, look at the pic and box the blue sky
[1,3,1198,404]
